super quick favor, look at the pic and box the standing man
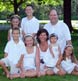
[21,4,39,37]
[44,9,72,53]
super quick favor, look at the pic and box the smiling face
[49,9,58,25]
[24,36,34,47]
[65,46,73,57]
[39,32,48,43]
[25,6,34,17]
[12,29,20,41]
[50,36,57,44]
[11,18,20,28]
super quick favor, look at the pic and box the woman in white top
[8,15,23,41]
[61,45,78,75]
[22,34,40,77]
[37,29,54,76]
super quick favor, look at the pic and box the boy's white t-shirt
[44,21,71,53]
[4,40,26,64]
[21,16,39,34]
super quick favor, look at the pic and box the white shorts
[40,63,45,71]
[23,66,36,71]
[1,57,20,74]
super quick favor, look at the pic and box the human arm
[16,54,24,71]
[7,30,10,41]
[35,46,40,76]
[49,44,55,57]
[66,40,72,45]
[4,53,8,58]
[56,45,63,66]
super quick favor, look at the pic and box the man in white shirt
[44,9,72,53]
[21,4,39,37]
[0,28,26,79]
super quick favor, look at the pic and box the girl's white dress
[43,44,60,67]
[61,57,78,74]
[23,46,36,70]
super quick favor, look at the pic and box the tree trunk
[13,0,18,14]
[63,0,73,32]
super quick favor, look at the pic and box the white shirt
[21,16,39,34]
[44,21,71,53]
[4,40,26,64]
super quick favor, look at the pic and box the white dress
[61,57,77,74]
[23,46,36,70]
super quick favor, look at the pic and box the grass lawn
[0,30,78,81]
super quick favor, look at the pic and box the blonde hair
[24,34,36,46]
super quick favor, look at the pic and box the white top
[9,28,23,40]
[23,46,36,69]
[4,40,26,64]
[21,17,39,35]
[44,21,71,53]
[51,43,60,59]
[61,57,77,73]
[38,45,56,67]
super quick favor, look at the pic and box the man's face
[25,6,34,16]
[49,10,58,25]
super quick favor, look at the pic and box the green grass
[0,30,78,81]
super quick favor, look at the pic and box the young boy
[0,28,26,79]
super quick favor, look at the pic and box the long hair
[10,15,21,28]
[63,45,76,62]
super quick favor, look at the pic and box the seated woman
[37,29,54,76]
[37,29,66,76]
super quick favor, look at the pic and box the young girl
[61,45,78,75]
[8,15,23,41]
[22,34,40,77]
[43,33,66,75]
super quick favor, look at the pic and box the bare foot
[6,73,10,78]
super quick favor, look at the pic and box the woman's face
[39,32,48,43]
[65,46,73,56]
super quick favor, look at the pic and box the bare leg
[46,68,54,75]
[39,71,46,77]
[71,70,78,75]
[10,73,20,79]
[25,70,37,77]
[0,61,10,78]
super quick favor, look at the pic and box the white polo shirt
[44,21,71,53]
[4,40,26,64]
[21,16,39,34]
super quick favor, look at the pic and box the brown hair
[63,45,76,62]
